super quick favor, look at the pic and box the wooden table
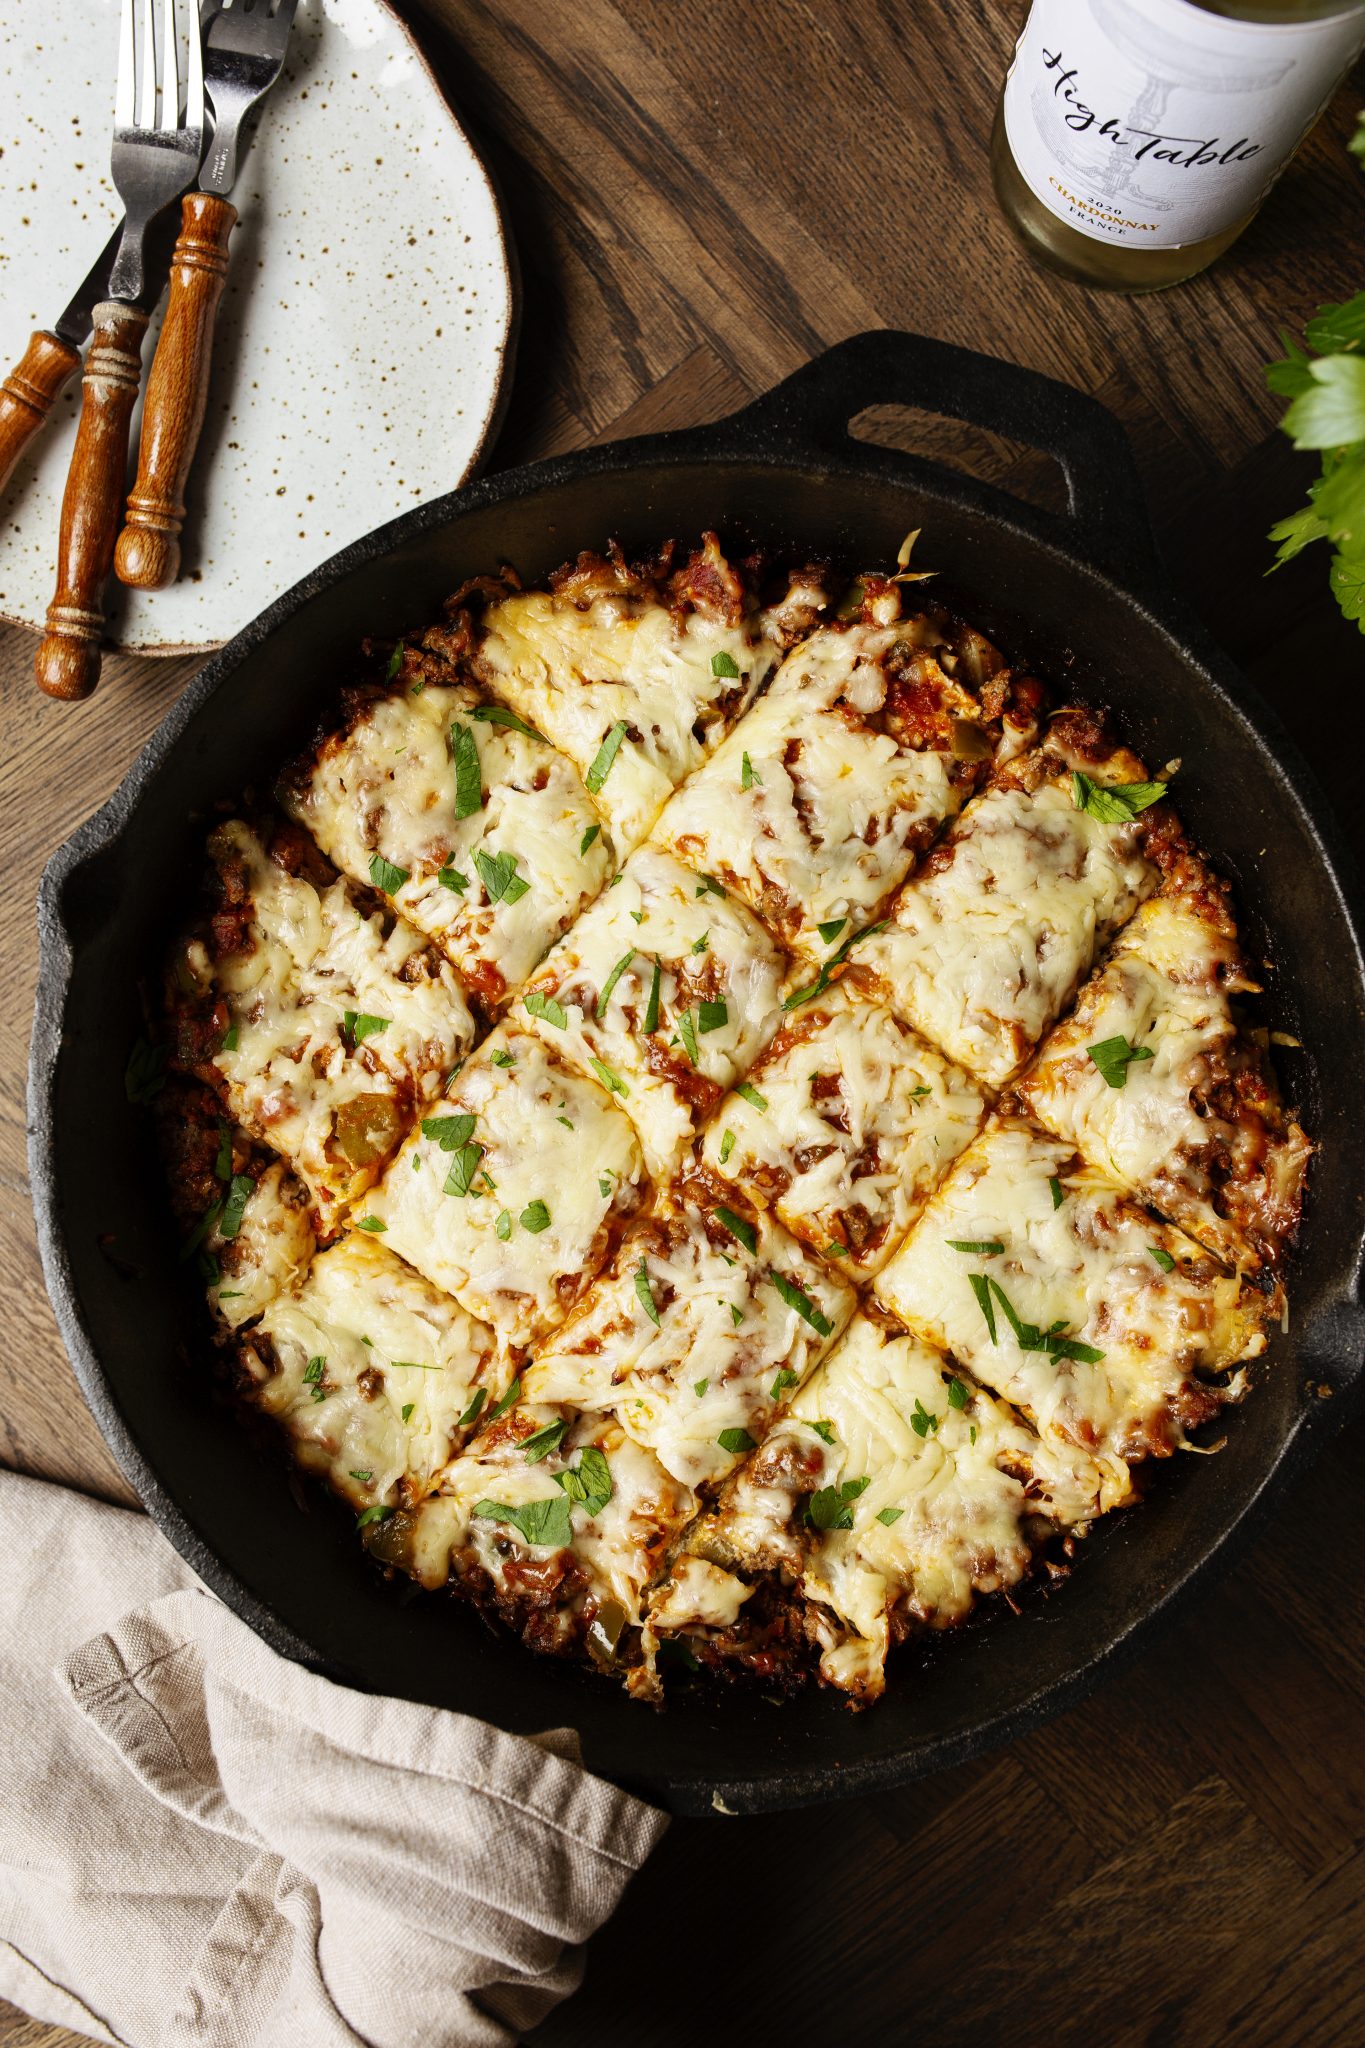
[3,3,1362,2042]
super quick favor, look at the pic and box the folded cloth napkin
[0,1468,668,2048]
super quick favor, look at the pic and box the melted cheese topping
[701,984,984,1276]
[477,591,774,852]
[252,1232,502,1512]
[525,1194,855,1493]
[1015,892,1310,1269]
[653,629,961,956]
[691,1315,1104,1697]
[518,845,785,1176]
[856,775,1158,1086]
[874,1116,1268,1473]
[284,681,611,1007]
[201,820,473,1227]
[364,1027,647,1349]
[207,1159,315,1330]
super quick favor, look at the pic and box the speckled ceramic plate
[0,0,514,653]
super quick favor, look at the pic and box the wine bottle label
[1003,0,1365,248]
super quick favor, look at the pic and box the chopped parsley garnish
[910,1399,939,1438]
[1087,1034,1155,1089]
[946,1239,1004,1256]
[1072,770,1168,823]
[522,1417,569,1463]
[771,1368,799,1400]
[784,921,888,1010]
[487,1378,521,1423]
[816,918,847,947]
[1148,1245,1176,1272]
[643,956,662,1033]
[474,847,529,904]
[519,1199,552,1234]
[910,1084,931,1099]
[634,1259,661,1326]
[696,874,725,899]
[401,1402,415,1422]
[495,1208,512,1240]
[1049,1174,1065,1210]
[810,1419,837,1444]
[588,1055,629,1097]
[825,1241,849,1258]
[472,702,544,740]
[729,1303,744,1327]
[970,1275,1105,1363]
[524,989,567,1029]
[349,1469,373,1485]
[451,720,482,819]
[676,1008,700,1067]
[490,1049,516,1068]
[356,1503,394,1529]
[597,949,635,1018]
[124,1036,166,1104]
[698,998,728,1034]
[343,1009,390,1047]
[947,1377,970,1410]
[219,1022,239,1053]
[218,1174,253,1241]
[580,823,601,856]
[438,865,469,893]
[629,909,645,924]
[556,1115,573,1130]
[807,1476,869,1530]
[586,719,629,793]
[692,932,709,955]
[423,1112,477,1150]
[769,1269,833,1336]
[443,1144,485,1199]
[968,1272,997,1341]
[719,1128,737,1165]
[474,1495,572,1548]
[876,1505,904,1526]
[711,649,741,679]
[970,1424,978,1445]
[356,1214,387,1233]
[713,1206,757,1255]
[368,853,410,894]
[735,1082,767,1112]
[694,1378,709,1398]
[384,643,404,682]
[741,751,761,790]
[303,1356,325,1384]
[555,1446,612,1516]
[717,1427,757,1454]
[458,1388,487,1427]
[598,1174,613,1198]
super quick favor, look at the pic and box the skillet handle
[721,329,1161,585]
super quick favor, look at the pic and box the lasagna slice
[475,536,781,853]
[361,1027,648,1352]
[243,1230,505,1516]
[853,711,1174,1087]
[523,1181,855,1494]
[364,1403,696,1688]
[280,674,611,1014]
[1012,883,1311,1271]
[652,1313,1106,1701]
[516,845,785,1176]
[651,619,986,959]
[168,817,473,1233]
[699,982,985,1277]
[874,1116,1272,1476]
[157,1078,316,1330]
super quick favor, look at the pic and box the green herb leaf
[487,1378,521,1423]
[356,1214,387,1233]
[876,1505,904,1526]
[524,989,567,1029]
[451,720,483,819]
[586,719,629,794]
[711,649,741,679]
[910,1399,939,1439]
[219,1174,253,1240]
[443,1144,485,1198]
[947,1377,970,1411]
[698,998,728,1034]
[1284,352,1365,449]
[580,823,601,856]
[985,1276,1105,1363]
[519,1199,552,1234]
[303,1356,325,1384]
[713,1206,757,1255]
[1148,1245,1176,1272]
[597,949,636,1018]
[356,1503,395,1529]
[968,1271,997,1343]
[438,865,469,894]
[729,1081,765,1113]
[719,1128,737,1164]
[474,847,529,904]
[522,1417,569,1463]
[598,1173,613,1198]
[783,921,888,1010]
[717,1426,756,1454]
[220,1022,239,1053]
[691,932,709,955]
[555,1445,612,1517]
[694,1377,709,1398]
[810,1419,837,1444]
[635,1258,661,1326]
[343,1009,390,1047]
[769,1269,833,1336]
[423,1112,477,1149]
[472,702,544,740]
[676,1008,699,1066]
[643,956,662,1033]
[741,751,761,790]
[401,1402,415,1422]
[729,1303,744,1327]
[368,853,410,894]
[490,1049,516,1068]
[1049,1174,1065,1211]
[1071,771,1168,823]
[384,643,404,683]
[458,1388,487,1427]
[1087,1034,1156,1088]
[495,1208,512,1240]
[475,1494,573,1548]
[588,1055,629,1097]
[125,1036,167,1104]
[695,874,726,898]
[816,918,847,946]
[350,1469,374,1484]
[770,1367,799,1400]
[946,1238,1004,1256]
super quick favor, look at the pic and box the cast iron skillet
[30,331,1365,1817]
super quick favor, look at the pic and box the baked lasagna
[146,533,1309,1709]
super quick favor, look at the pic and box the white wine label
[1003,0,1365,249]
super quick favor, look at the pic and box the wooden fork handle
[115,192,237,590]
[0,331,82,496]
[36,301,149,701]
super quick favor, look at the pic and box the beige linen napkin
[0,1468,667,2047]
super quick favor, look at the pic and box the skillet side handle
[720,329,1162,586]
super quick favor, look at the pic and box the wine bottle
[992,0,1365,292]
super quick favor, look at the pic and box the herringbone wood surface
[2,3,1362,2043]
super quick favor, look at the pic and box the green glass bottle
[993,0,1365,292]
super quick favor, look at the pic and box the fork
[36,0,206,700]
[115,0,299,591]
